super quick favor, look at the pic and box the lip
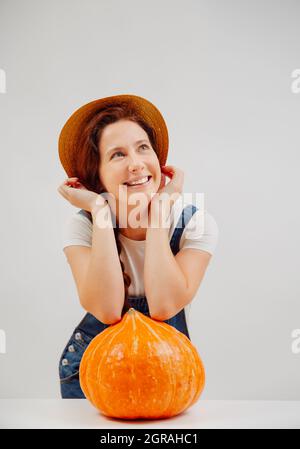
[123,175,152,188]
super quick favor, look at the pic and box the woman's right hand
[57,177,108,213]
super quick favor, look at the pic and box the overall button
[74,332,82,341]
[68,344,75,352]
[61,358,69,366]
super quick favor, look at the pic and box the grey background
[0,0,299,399]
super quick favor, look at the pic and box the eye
[111,145,150,159]
[111,151,124,159]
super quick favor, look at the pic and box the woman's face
[98,119,161,209]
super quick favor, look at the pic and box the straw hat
[58,94,169,177]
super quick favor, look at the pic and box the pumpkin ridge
[93,323,128,415]
[98,312,137,416]
[80,324,116,403]
[135,310,205,415]
[80,336,99,402]
[82,323,123,408]
[134,312,178,414]
[141,317,204,413]
[185,341,206,406]
[83,312,135,415]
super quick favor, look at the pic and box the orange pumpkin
[79,308,205,420]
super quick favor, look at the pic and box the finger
[60,182,72,189]
[161,167,173,176]
[162,170,173,179]
[161,166,176,177]
[60,184,74,194]
[64,180,80,188]
[57,186,68,199]
[162,165,182,175]
[161,165,175,171]
[64,177,79,184]
[164,166,184,181]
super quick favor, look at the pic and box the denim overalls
[58,204,198,398]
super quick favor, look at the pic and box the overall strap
[78,209,93,222]
[169,204,199,256]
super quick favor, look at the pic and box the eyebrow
[106,139,150,158]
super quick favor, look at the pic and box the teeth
[126,176,149,186]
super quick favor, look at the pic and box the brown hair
[72,103,159,317]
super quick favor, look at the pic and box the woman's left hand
[149,165,184,226]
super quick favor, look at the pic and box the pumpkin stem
[128,307,135,314]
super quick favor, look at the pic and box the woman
[57,94,219,398]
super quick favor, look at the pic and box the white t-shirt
[61,194,219,329]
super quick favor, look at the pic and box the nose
[128,154,145,173]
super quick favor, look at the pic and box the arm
[144,226,188,320]
[83,205,125,323]
[144,207,212,321]
[65,205,124,324]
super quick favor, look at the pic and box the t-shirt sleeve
[61,213,92,250]
[180,209,219,256]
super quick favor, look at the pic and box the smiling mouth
[123,176,152,188]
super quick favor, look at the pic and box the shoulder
[171,195,219,256]
[61,210,93,250]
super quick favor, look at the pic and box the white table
[0,399,300,429]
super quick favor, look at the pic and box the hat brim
[58,94,169,177]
